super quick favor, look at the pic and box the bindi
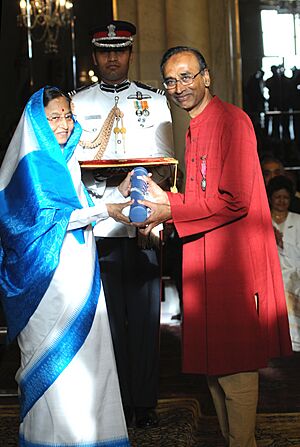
[61,108,64,112]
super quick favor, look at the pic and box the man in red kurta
[134,46,292,447]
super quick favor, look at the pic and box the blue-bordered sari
[0,87,130,446]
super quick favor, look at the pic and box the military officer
[73,22,173,162]
[71,20,174,429]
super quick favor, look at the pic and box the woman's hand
[106,201,133,224]
[118,172,132,197]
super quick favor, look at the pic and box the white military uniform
[71,79,174,416]
[71,80,174,237]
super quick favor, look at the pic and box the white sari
[274,211,300,352]
[0,88,130,446]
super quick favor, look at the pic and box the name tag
[84,115,102,120]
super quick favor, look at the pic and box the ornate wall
[0,0,243,165]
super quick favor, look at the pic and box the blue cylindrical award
[129,166,148,223]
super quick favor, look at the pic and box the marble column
[164,0,212,169]
[115,0,167,85]
[114,0,139,80]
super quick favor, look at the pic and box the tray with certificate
[79,157,179,191]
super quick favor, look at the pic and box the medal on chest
[200,155,207,191]
[134,99,150,127]
[128,91,151,127]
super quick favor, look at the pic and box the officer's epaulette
[133,81,165,96]
[68,83,97,97]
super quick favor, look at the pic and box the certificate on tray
[79,157,179,192]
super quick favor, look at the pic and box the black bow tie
[99,80,131,93]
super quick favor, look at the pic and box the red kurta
[168,96,292,375]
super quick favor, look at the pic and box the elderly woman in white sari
[0,86,131,446]
[267,174,300,352]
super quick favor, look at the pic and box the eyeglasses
[46,112,74,126]
[163,71,202,90]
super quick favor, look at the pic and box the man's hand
[132,176,172,235]
[135,200,172,235]
[106,201,133,224]
[118,172,132,197]
[143,175,169,204]
[109,174,173,232]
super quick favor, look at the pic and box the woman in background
[267,174,300,352]
[0,86,131,446]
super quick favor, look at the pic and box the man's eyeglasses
[46,113,74,125]
[163,71,202,90]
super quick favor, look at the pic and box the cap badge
[107,24,117,37]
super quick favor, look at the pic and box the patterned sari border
[19,255,100,421]
[19,434,131,447]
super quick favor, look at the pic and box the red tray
[79,157,178,168]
